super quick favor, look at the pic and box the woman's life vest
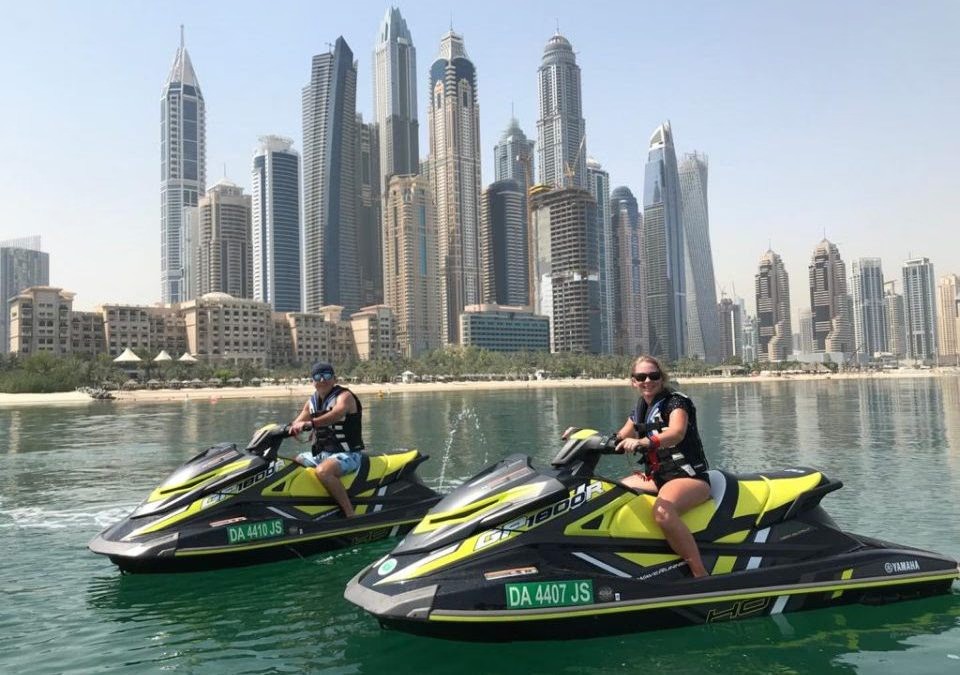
[630,389,709,480]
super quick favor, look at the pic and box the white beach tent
[113,347,142,363]
[178,352,198,363]
[153,350,173,362]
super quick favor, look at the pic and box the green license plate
[226,518,284,544]
[505,580,594,609]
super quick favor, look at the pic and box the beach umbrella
[113,347,142,363]
[227,377,243,386]
[153,350,173,362]
[178,352,198,363]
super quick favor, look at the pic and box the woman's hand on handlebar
[616,436,644,454]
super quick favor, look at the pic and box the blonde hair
[631,355,669,383]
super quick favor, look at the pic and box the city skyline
[2,2,958,318]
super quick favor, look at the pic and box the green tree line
[0,349,752,394]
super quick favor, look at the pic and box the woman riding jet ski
[344,429,959,641]
[89,423,440,573]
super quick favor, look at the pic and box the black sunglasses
[631,371,662,382]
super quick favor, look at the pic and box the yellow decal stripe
[428,571,959,623]
[712,555,737,575]
[831,568,854,599]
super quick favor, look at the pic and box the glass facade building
[586,158,613,353]
[850,257,887,358]
[302,37,360,314]
[160,33,206,304]
[1,237,49,352]
[252,136,301,312]
[610,187,645,356]
[678,152,721,363]
[902,257,938,363]
[373,7,419,194]
[643,123,686,361]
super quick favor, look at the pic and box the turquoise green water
[1,378,959,674]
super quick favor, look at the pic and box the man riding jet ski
[89,423,440,573]
[344,429,959,641]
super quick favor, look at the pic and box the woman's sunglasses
[631,371,662,382]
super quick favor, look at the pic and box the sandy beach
[0,368,955,407]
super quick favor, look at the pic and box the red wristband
[649,434,661,451]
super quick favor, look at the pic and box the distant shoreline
[0,368,956,408]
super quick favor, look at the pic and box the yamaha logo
[884,560,920,574]
[378,558,398,576]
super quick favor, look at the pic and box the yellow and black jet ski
[344,429,959,641]
[89,424,441,573]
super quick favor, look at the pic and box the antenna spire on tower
[180,24,184,49]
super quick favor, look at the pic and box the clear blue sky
[2,1,958,318]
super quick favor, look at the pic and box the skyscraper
[850,257,887,359]
[537,32,586,189]
[373,7,419,194]
[494,116,535,186]
[884,280,907,359]
[161,29,206,304]
[610,186,645,356]
[1,237,49,352]
[356,114,382,307]
[643,122,686,361]
[755,249,792,363]
[480,180,527,306]
[382,175,440,357]
[530,187,600,353]
[717,296,743,362]
[428,31,483,344]
[678,152,721,363]
[808,239,853,355]
[936,274,959,362]
[302,37,360,314]
[586,158,613,353]
[251,135,301,312]
[494,116,536,306]
[902,257,938,363]
[195,180,252,299]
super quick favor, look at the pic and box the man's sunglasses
[312,372,335,382]
[631,371,662,382]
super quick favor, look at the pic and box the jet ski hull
[89,431,441,573]
[89,500,439,574]
[344,443,959,641]
[346,544,957,641]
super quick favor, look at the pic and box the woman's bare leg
[653,478,711,577]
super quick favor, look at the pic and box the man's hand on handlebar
[289,420,313,436]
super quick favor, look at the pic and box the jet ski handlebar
[551,428,622,469]
[244,423,296,461]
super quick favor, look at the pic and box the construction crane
[563,134,587,188]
